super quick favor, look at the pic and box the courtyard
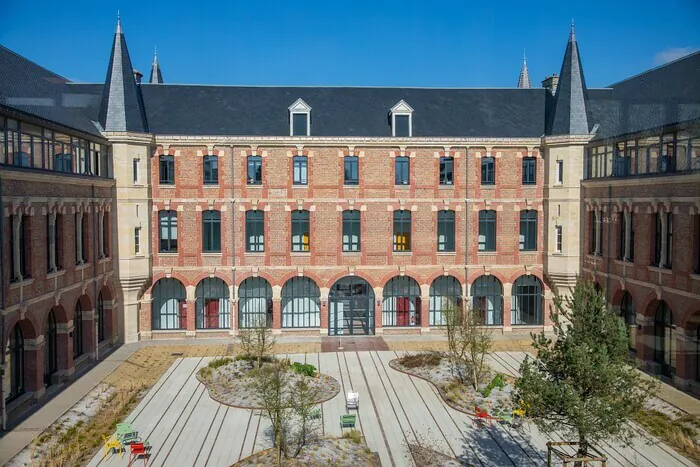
[85,351,692,467]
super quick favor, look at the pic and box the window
[519,210,537,251]
[629,212,635,261]
[522,157,536,184]
[667,213,673,268]
[653,212,673,268]
[654,301,675,376]
[342,210,361,252]
[429,276,462,326]
[97,292,106,342]
[282,277,321,328]
[511,275,544,325]
[595,211,603,256]
[393,210,411,251]
[44,310,57,386]
[245,210,265,252]
[439,157,454,185]
[620,292,636,352]
[292,113,309,136]
[293,156,308,185]
[437,210,455,252]
[132,158,140,184]
[555,225,563,252]
[152,278,187,330]
[696,215,700,273]
[394,115,410,137]
[382,276,421,326]
[54,153,72,173]
[395,156,409,185]
[158,210,178,253]
[7,324,24,402]
[481,157,495,185]
[619,212,627,260]
[344,156,358,185]
[134,227,141,255]
[238,277,273,328]
[195,278,230,329]
[556,160,564,184]
[159,155,174,185]
[471,275,503,325]
[478,210,496,252]
[73,301,83,358]
[247,156,262,185]
[654,213,662,266]
[588,211,596,254]
[10,214,30,280]
[291,210,310,252]
[203,155,218,184]
[202,210,221,253]
[46,214,61,272]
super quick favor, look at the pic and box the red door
[397,297,409,326]
[179,300,187,329]
[205,299,219,329]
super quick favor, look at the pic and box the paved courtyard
[87,351,693,466]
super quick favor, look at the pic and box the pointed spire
[547,23,589,135]
[116,11,122,34]
[149,46,164,84]
[98,16,149,132]
[517,51,531,88]
[569,18,575,42]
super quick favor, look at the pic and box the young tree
[238,314,276,369]
[441,302,492,389]
[515,280,658,464]
[464,307,492,391]
[442,301,469,384]
[287,377,322,457]
[254,363,291,463]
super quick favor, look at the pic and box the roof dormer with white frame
[390,100,413,137]
[289,98,311,136]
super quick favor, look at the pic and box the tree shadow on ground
[461,417,546,466]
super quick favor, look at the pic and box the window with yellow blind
[291,210,310,252]
[393,210,411,251]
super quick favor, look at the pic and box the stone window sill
[6,392,33,412]
[290,252,311,257]
[203,184,219,188]
[133,183,144,187]
[436,251,456,256]
[613,259,634,266]
[98,256,111,264]
[46,269,66,280]
[246,184,263,188]
[202,252,222,257]
[343,184,359,188]
[158,184,175,188]
[245,252,266,256]
[481,184,496,189]
[9,277,34,290]
[438,184,455,189]
[76,262,91,271]
[158,252,179,257]
[393,251,412,256]
[151,329,187,334]
[74,353,91,366]
[552,251,562,255]
[342,251,362,256]
[691,274,700,281]
[292,185,309,188]
[648,265,673,275]
[478,251,497,255]
[394,184,411,188]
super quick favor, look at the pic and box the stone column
[659,212,668,268]
[56,322,74,380]
[272,285,282,333]
[502,282,513,332]
[185,285,196,336]
[623,210,631,261]
[12,214,21,280]
[635,314,655,369]
[82,307,96,359]
[319,287,329,335]
[23,337,46,398]
[419,284,430,333]
[594,210,601,255]
[373,287,383,334]
[122,288,145,342]
[76,211,84,264]
[48,212,57,272]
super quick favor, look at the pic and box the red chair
[473,405,498,427]
[128,442,148,466]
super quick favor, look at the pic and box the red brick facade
[143,143,552,337]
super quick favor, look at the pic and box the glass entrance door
[328,276,374,336]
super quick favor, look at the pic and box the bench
[340,414,356,428]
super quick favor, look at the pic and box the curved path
[86,351,694,467]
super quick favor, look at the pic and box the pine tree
[515,280,658,463]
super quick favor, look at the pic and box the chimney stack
[133,69,143,85]
[542,73,559,95]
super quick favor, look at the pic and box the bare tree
[441,301,469,384]
[238,314,276,369]
[254,363,291,464]
[288,377,322,458]
[441,302,492,389]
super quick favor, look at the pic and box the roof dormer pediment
[390,100,413,114]
[289,98,312,112]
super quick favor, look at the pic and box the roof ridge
[135,83,544,90]
[0,44,69,82]
[607,50,700,88]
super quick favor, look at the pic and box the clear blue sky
[2,0,699,88]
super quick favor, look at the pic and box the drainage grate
[171,352,184,356]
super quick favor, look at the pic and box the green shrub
[481,373,506,398]
[291,362,317,377]
[342,429,362,444]
[397,352,442,368]
[208,357,233,369]
[198,366,213,379]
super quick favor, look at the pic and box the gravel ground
[235,438,381,466]
[200,360,341,408]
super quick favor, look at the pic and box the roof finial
[569,18,576,42]
[116,10,122,34]
[518,49,531,89]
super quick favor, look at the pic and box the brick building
[1,17,699,425]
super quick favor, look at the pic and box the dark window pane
[293,156,308,185]
[481,157,495,185]
[292,113,308,136]
[342,210,361,252]
[437,210,455,252]
[203,155,218,184]
[159,155,174,184]
[522,157,536,184]
[394,115,410,137]
[344,156,359,184]
[395,157,409,185]
[202,210,221,253]
[159,210,177,253]
[478,210,496,251]
[245,210,265,252]
[291,210,310,252]
[247,156,262,184]
[393,210,411,251]
[439,157,454,185]
[519,210,538,251]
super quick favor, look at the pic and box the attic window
[289,99,311,136]
[390,100,413,137]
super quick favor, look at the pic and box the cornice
[582,172,700,187]
[0,167,115,188]
[102,132,156,144]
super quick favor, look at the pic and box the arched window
[97,292,105,342]
[696,325,700,382]
[44,310,57,386]
[511,275,543,325]
[195,278,230,329]
[238,277,272,329]
[620,292,636,351]
[73,302,83,358]
[383,276,421,327]
[429,276,462,326]
[471,275,503,325]
[6,325,24,402]
[282,277,321,328]
[654,301,675,377]
[329,276,375,336]
[152,278,186,330]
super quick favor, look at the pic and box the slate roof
[0,45,103,137]
[98,18,148,132]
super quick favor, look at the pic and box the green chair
[340,414,356,429]
[310,408,322,419]
[116,422,140,444]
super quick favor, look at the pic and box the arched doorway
[195,278,231,329]
[620,292,636,351]
[382,276,421,327]
[329,276,374,335]
[471,275,503,325]
[238,277,272,329]
[429,276,462,326]
[511,275,544,325]
[654,301,674,377]
[73,301,83,358]
[44,310,58,386]
[152,278,187,330]
[96,292,105,342]
[5,324,24,402]
[281,277,321,328]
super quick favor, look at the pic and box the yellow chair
[513,399,530,418]
[102,434,124,459]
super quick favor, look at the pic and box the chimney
[133,69,143,85]
[542,73,559,95]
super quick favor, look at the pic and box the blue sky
[2,0,699,88]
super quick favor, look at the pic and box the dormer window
[390,100,413,137]
[289,98,311,136]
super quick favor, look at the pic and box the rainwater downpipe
[465,146,469,309]
[1,176,7,431]
[93,184,99,361]
[230,145,236,335]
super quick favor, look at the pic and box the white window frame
[555,225,563,253]
[556,159,564,184]
[390,100,413,137]
[289,98,311,136]
[133,158,140,185]
[134,227,141,255]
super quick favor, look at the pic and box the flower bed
[197,357,340,409]
[234,438,380,466]
[389,352,517,415]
